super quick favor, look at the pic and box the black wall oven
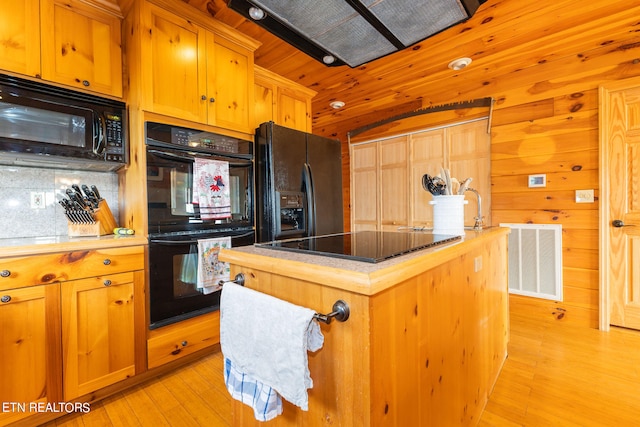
[145,122,254,329]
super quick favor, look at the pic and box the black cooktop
[256,231,461,263]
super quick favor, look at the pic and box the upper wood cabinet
[131,1,258,134]
[0,0,123,97]
[0,0,40,77]
[40,0,123,97]
[254,65,316,132]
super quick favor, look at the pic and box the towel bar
[313,300,350,324]
[226,273,350,324]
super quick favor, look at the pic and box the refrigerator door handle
[302,162,316,236]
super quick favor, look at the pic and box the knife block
[67,200,119,237]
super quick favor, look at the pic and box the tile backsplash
[0,165,119,239]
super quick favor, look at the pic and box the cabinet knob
[209,97,215,103]
[201,95,207,100]
[1,295,11,303]
[82,80,90,87]
[0,270,10,278]
[103,279,112,287]
[103,259,111,265]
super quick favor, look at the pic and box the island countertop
[219,226,509,296]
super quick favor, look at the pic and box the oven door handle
[149,231,255,245]
[147,149,195,163]
[147,149,253,167]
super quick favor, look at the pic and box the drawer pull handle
[181,341,188,347]
[103,259,111,265]
[1,295,11,303]
[0,270,10,278]
[104,280,112,286]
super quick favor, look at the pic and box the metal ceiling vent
[227,0,487,68]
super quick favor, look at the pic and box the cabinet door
[0,284,62,426]
[141,3,207,122]
[448,120,491,227]
[254,80,275,126]
[0,0,40,77]
[379,136,409,231]
[278,87,312,132]
[207,34,254,133]
[350,143,379,231]
[410,128,446,227]
[40,0,122,97]
[62,271,141,400]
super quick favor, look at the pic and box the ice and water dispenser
[275,191,306,238]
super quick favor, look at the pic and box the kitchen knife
[82,184,99,208]
[91,185,102,200]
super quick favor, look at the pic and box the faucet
[465,187,484,230]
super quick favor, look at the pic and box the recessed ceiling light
[330,101,345,109]
[248,7,266,20]
[323,55,336,65]
[448,57,472,70]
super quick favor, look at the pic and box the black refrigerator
[255,121,343,243]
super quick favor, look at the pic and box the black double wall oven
[145,122,254,329]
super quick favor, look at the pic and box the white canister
[429,195,468,236]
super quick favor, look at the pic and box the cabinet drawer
[147,311,220,369]
[0,246,144,291]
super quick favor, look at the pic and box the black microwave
[0,73,127,171]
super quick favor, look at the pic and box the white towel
[196,237,231,293]
[220,282,324,414]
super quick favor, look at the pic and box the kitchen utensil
[440,167,453,195]
[422,174,442,195]
[458,177,472,195]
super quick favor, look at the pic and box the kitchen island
[219,227,509,426]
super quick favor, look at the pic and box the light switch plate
[575,189,594,203]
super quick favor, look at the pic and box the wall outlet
[575,189,594,203]
[30,191,46,209]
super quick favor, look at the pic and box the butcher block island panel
[219,227,509,426]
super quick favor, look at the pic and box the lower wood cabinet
[0,283,62,426]
[0,245,144,425]
[147,310,220,369]
[62,271,143,400]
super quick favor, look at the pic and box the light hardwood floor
[45,307,640,427]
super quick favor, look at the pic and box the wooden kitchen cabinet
[351,142,379,231]
[0,245,145,423]
[0,283,62,426]
[254,65,316,132]
[147,310,220,369]
[62,270,143,400]
[350,119,490,231]
[0,0,40,78]
[350,137,409,232]
[134,1,257,134]
[0,0,122,97]
[40,0,123,97]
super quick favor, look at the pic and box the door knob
[612,219,636,227]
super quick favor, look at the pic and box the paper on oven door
[197,236,232,293]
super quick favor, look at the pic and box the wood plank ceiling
[122,0,640,141]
